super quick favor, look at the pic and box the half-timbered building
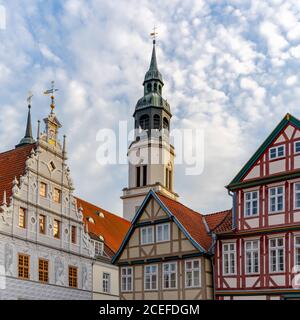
[214,113,300,300]
[113,190,230,300]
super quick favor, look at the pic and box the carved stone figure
[54,256,65,286]
[82,264,88,290]
[4,243,13,276]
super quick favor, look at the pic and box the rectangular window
[295,236,300,267]
[53,219,60,239]
[18,254,30,280]
[94,240,104,256]
[295,183,300,209]
[19,207,26,229]
[38,259,49,283]
[53,188,61,203]
[142,165,147,186]
[244,191,259,217]
[245,240,259,274]
[103,273,111,293]
[269,238,284,273]
[136,167,140,187]
[223,243,236,275]
[269,145,285,159]
[295,141,300,154]
[141,226,154,245]
[39,215,46,234]
[144,265,158,291]
[121,267,133,292]
[39,182,47,198]
[68,266,78,288]
[71,226,77,244]
[156,223,170,242]
[166,168,169,188]
[163,262,177,289]
[269,186,284,213]
[185,259,201,288]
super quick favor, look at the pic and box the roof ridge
[157,192,202,216]
[75,196,129,224]
[204,208,232,217]
[0,143,35,156]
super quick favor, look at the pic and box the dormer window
[87,217,95,224]
[269,145,285,160]
[91,240,104,257]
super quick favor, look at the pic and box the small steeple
[143,29,163,86]
[16,93,35,147]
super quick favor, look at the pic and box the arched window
[158,85,162,94]
[154,83,157,92]
[153,115,160,129]
[140,115,150,131]
[163,117,169,131]
[147,83,152,93]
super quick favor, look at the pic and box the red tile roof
[205,209,232,234]
[157,193,213,251]
[0,144,35,203]
[76,197,131,254]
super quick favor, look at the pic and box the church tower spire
[122,35,178,221]
[16,93,35,147]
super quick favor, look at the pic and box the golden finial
[286,113,291,120]
[44,81,59,113]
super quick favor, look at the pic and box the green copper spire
[144,40,163,85]
[16,103,35,147]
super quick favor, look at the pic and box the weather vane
[44,81,59,113]
[150,25,158,43]
[27,91,33,107]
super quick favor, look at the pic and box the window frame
[269,145,285,160]
[294,141,300,154]
[269,238,285,273]
[222,242,237,276]
[93,240,104,257]
[18,207,26,229]
[102,272,111,294]
[294,183,300,210]
[245,240,260,275]
[269,186,285,214]
[39,182,47,198]
[144,264,158,291]
[53,188,62,204]
[53,219,61,239]
[162,262,177,290]
[185,259,201,288]
[295,236,300,268]
[156,223,170,243]
[38,258,49,283]
[39,214,46,234]
[121,267,133,292]
[244,190,259,217]
[68,265,78,288]
[18,253,30,280]
[140,226,154,245]
[71,225,77,244]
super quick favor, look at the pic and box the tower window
[153,115,160,130]
[163,117,169,131]
[147,83,152,93]
[136,166,141,187]
[154,83,157,92]
[159,85,162,94]
[143,165,147,186]
[140,115,150,131]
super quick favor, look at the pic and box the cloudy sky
[1,0,300,216]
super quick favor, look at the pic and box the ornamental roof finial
[44,81,59,114]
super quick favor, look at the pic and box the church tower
[122,39,179,221]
